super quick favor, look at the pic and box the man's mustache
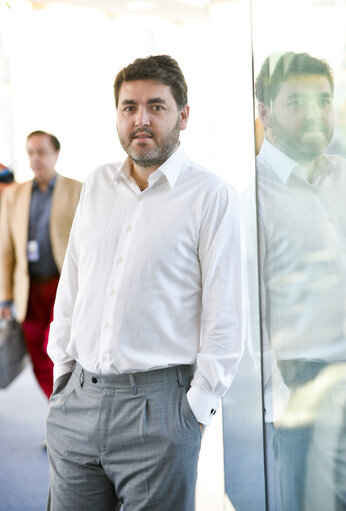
[130,127,155,140]
[302,120,327,133]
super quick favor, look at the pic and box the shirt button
[117,257,124,263]
[109,289,115,295]
[329,218,336,223]
[102,355,107,362]
[104,322,110,328]
[126,225,133,231]
[136,196,142,202]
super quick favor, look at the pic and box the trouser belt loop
[79,369,84,388]
[129,374,137,395]
[176,367,184,387]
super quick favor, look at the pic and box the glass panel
[252,1,346,510]
[221,1,267,510]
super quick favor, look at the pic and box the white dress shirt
[48,145,243,425]
[257,139,346,362]
[253,139,346,421]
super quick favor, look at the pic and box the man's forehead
[118,79,173,102]
[27,135,54,150]
[278,74,333,96]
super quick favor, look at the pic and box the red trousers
[22,276,59,398]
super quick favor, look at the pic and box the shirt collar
[258,139,331,184]
[258,139,299,184]
[32,173,56,191]
[113,144,187,189]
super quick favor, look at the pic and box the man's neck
[35,171,56,193]
[296,159,316,182]
[266,137,319,183]
[130,162,158,191]
[128,143,180,191]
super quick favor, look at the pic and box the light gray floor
[222,350,268,511]
[0,363,49,511]
[0,353,271,511]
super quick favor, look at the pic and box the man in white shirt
[46,55,242,511]
[255,52,346,510]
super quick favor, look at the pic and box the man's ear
[179,105,189,131]
[258,102,272,129]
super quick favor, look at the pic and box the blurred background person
[0,130,82,399]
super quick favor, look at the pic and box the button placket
[318,187,346,272]
[100,195,141,366]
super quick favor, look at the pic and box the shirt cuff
[53,362,75,383]
[186,385,220,426]
[264,381,291,423]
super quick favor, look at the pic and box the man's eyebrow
[147,98,167,105]
[120,98,167,106]
[287,92,332,99]
[121,99,137,106]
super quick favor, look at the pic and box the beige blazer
[0,174,82,322]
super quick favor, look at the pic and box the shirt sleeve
[187,183,243,425]
[47,184,85,381]
[244,183,290,423]
[256,213,290,422]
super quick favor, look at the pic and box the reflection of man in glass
[255,52,346,511]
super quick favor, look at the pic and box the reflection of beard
[119,116,181,168]
[271,115,333,162]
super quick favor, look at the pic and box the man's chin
[33,170,44,179]
[301,132,329,148]
[301,144,328,160]
[295,135,330,160]
[129,151,164,168]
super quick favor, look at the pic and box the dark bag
[0,319,27,388]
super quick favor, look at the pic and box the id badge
[27,240,40,262]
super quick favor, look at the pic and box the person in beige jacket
[0,131,82,397]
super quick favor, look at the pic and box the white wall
[0,0,255,191]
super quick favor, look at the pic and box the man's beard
[119,116,181,168]
[271,115,333,162]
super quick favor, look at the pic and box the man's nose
[305,100,322,119]
[135,107,150,127]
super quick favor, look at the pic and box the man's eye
[320,98,331,106]
[124,106,135,112]
[288,100,302,108]
[153,105,164,111]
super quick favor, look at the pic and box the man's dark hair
[114,55,188,110]
[27,130,61,151]
[255,52,334,106]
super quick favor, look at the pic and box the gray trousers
[46,363,202,511]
